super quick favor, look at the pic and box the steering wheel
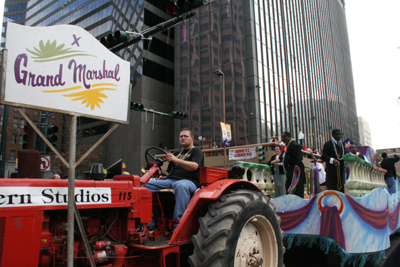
[145,146,169,164]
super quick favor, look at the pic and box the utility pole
[0,50,8,178]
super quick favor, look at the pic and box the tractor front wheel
[188,189,284,267]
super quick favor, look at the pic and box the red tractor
[0,147,284,266]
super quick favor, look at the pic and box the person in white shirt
[349,145,370,163]
[312,159,326,187]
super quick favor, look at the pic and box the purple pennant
[314,167,320,194]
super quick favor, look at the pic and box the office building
[173,0,358,150]
[358,116,372,147]
[1,0,29,47]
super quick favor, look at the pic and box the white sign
[0,187,112,207]
[40,155,51,171]
[3,23,131,124]
[229,146,256,161]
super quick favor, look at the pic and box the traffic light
[100,30,129,48]
[22,125,34,150]
[171,111,187,119]
[131,102,144,111]
[22,126,28,150]
[35,125,47,153]
[46,124,59,152]
[257,145,265,163]
[167,0,209,16]
[166,2,182,16]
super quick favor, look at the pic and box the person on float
[321,129,345,193]
[281,131,305,197]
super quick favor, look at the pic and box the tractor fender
[196,179,262,200]
[170,179,264,243]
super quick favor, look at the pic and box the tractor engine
[39,210,129,267]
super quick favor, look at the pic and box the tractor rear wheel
[188,189,284,267]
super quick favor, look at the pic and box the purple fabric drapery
[389,202,400,231]
[345,195,388,230]
[320,206,346,250]
[276,197,317,231]
[314,167,320,195]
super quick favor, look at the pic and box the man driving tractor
[145,129,204,229]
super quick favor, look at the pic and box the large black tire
[188,189,284,267]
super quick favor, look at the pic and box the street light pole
[298,131,304,148]
[214,70,226,168]
[214,70,225,123]
[294,115,298,143]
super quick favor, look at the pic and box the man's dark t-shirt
[381,155,400,179]
[166,147,204,186]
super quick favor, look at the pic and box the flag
[343,138,353,148]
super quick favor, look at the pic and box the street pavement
[284,232,400,267]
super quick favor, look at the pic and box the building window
[13,118,18,127]
[20,119,25,129]
[18,135,22,145]
[10,150,16,160]
[11,134,16,144]
[34,110,38,115]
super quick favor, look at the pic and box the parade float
[203,145,396,267]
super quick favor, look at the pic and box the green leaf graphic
[26,40,96,62]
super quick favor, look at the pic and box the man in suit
[281,131,305,197]
[321,129,345,192]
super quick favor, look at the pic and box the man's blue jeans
[385,176,396,194]
[145,178,197,222]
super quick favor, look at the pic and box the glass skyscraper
[1,0,29,46]
[174,0,358,150]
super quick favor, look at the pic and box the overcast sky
[346,0,400,150]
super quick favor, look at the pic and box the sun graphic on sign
[42,83,117,110]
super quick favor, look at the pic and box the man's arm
[166,154,199,171]
[320,142,331,163]
[388,156,400,164]
[267,155,274,165]
[166,149,203,171]
[321,142,339,165]
[294,143,303,166]
[293,143,303,173]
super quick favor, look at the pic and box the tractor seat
[156,188,199,195]
[157,189,173,193]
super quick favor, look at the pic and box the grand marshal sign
[2,23,131,123]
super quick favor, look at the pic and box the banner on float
[229,146,256,161]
